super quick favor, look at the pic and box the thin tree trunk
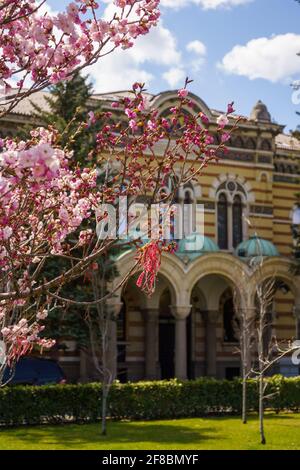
[242,373,247,424]
[242,325,247,424]
[259,372,266,444]
[101,326,108,436]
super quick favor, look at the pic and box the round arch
[209,174,255,203]
[247,257,300,303]
[185,253,250,305]
[111,249,185,306]
[150,90,213,120]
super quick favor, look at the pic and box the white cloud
[186,40,206,56]
[219,33,300,83]
[185,40,207,73]
[161,0,252,10]
[162,40,208,87]
[89,14,181,91]
[89,53,154,91]
[162,68,186,88]
[102,1,180,65]
[83,1,209,92]
[122,22,181,67]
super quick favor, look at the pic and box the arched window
[184,189,193,204]
[261,139,271,151]
[216,180,247,250]
[279,164,285,174]
[247,138,256,150]
[234,136,244,148]
[232,195,243,248]
[182,186,195,237]
[218,193,228,249]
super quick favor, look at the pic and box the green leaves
[1,376,299,426]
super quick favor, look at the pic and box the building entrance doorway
[159,317,175,379]
[159,288,175,379]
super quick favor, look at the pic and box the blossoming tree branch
[0,0,241,381]
[0,0,160,115]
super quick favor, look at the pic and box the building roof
[236,236,279,258]
[0,89,296,150]
[250,100,271,122]
[0,89,52,116]
[176,233,219,263]
[275,133,300,151]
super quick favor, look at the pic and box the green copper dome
[236,236,279,258]
[176,233,219,262]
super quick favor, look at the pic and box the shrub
[0,376,299,427]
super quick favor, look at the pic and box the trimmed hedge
[0,375,300,426]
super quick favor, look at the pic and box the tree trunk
[242,373,247,424]
[259,374,266,445]
[242,328,248,424]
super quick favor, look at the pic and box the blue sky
[48,0,300,133]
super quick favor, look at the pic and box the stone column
[142,308,159,380]
[202,310,219,377]
[171,305,192,380]
[106,300,123,381]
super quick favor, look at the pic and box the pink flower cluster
[0,128,99,275]
[1,315,55,366]
[0,128,101,366]
[0,79,240,370]
[78,229,93,246]
[0,0,160,111]
[1,142,62,182]
[95,83,240,200]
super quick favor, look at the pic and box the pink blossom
[79,229,93,246]
[178,88,188,98]
[1,226,13,240]
[227,102,235,114]
[147,120,156,130]
[129,119,138,131]
[67,2,79,19]
[32,163,47,179]
[19,150,37,168]
[125,108,137,119]
[87,111,96,126]
[200,112,209,124]
[18,318,28,328]
[221,132,231,143]
[36,310,48,320]
[205,135,214,145]
[217,114,229,129]
[1,327,10,337]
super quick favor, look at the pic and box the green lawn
[0,414,299,450]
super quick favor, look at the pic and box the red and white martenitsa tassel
[135,240,177,296]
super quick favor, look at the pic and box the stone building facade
[2,90,300,382]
